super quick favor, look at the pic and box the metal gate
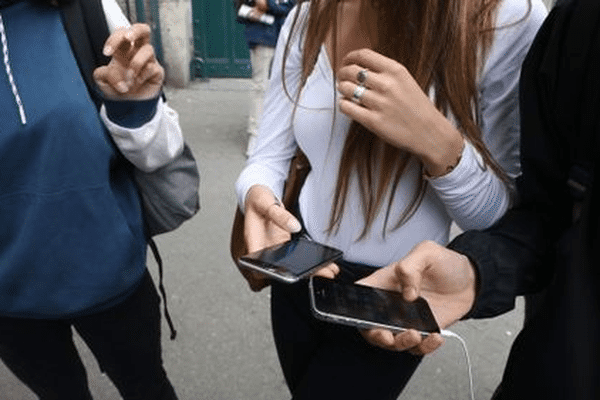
[191,0,251,78]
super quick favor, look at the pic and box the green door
[192,0,251,78]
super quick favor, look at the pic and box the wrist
[422,132,465,178]
[461,254,478,317]
[103,94,161,128]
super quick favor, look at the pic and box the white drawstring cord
[440,329,475,400]
[0,13,27,125]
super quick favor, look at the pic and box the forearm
[235,3,303,211]
[448,203,558,319]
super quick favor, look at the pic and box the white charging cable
[440,329,474,400]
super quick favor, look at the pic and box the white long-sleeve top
[236,0,548,267]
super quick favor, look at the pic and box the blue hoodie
[0,1,147,318]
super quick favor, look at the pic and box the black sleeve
[61,0,110,109]
[448,4,576,319]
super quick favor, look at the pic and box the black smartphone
[309,276,440,335]
[237,237,343,283]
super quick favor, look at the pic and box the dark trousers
[271,260,422,400]
[0,271,177,400]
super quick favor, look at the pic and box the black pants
[0,271,177,400]
[271,260,422,400]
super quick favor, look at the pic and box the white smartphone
[237,237,343,284]
[309,276,440,335]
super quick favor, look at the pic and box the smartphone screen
[309,276,440,334]
[238,237,343,283]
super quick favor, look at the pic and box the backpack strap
[60,0,110,109]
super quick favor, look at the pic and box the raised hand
[94,24,164,101]
[336,49,464,177]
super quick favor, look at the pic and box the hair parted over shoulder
[282,0,532,240]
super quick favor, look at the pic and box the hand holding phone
[309,276,440,335]
[238,238,343,283]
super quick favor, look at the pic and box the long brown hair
[283,0,526,239]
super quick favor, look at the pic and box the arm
[100,98,184,172]
[235,4,304,210]
[449,3,572,319]
[94,4,185,172]
[234,5,306,289]
[336,1,547,231]
[425,1,549,230]
[359,1,570,353]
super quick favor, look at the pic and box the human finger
[93,64,130,94]
[103,24,151,61]
[127,43,155,75]
[408,333,444,356]
[134,60,164,88]
[392,241,454,301]
[240,267,271,292]
[341,48,399,74]
[263,203,301,234]
[127,23,152,46]
[337,81,381,110]
[338,93,384,136]
[336,64,384,92]
[389,260,425,302]
[245,186,301,241]
[356,265,402,292]
[312,263,340,279]
[361,328,396,350]
[389,329,423,351]
[244,206,291,254]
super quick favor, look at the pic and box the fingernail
[287,219,301,233]
[116,82,129,93]
[103,46,112,56]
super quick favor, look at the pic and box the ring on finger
[352,84,367,104]
[357,69,368,84]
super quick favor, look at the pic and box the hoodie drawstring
[0,13,27,125]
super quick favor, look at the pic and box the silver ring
[352,84,367,104]
[357,69,368,84]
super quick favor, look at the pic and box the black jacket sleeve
[448,3,578,319]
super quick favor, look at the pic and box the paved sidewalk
[0,78,524,400]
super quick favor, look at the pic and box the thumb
[392,257,426,302]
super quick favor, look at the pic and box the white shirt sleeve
[100,98,185,172]
[235,5,305,211]
[102,0,130,32]
[427,0,548,230]
[98,0,185,172]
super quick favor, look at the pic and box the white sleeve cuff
[101,98,185,172]
[427,141,511,230]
